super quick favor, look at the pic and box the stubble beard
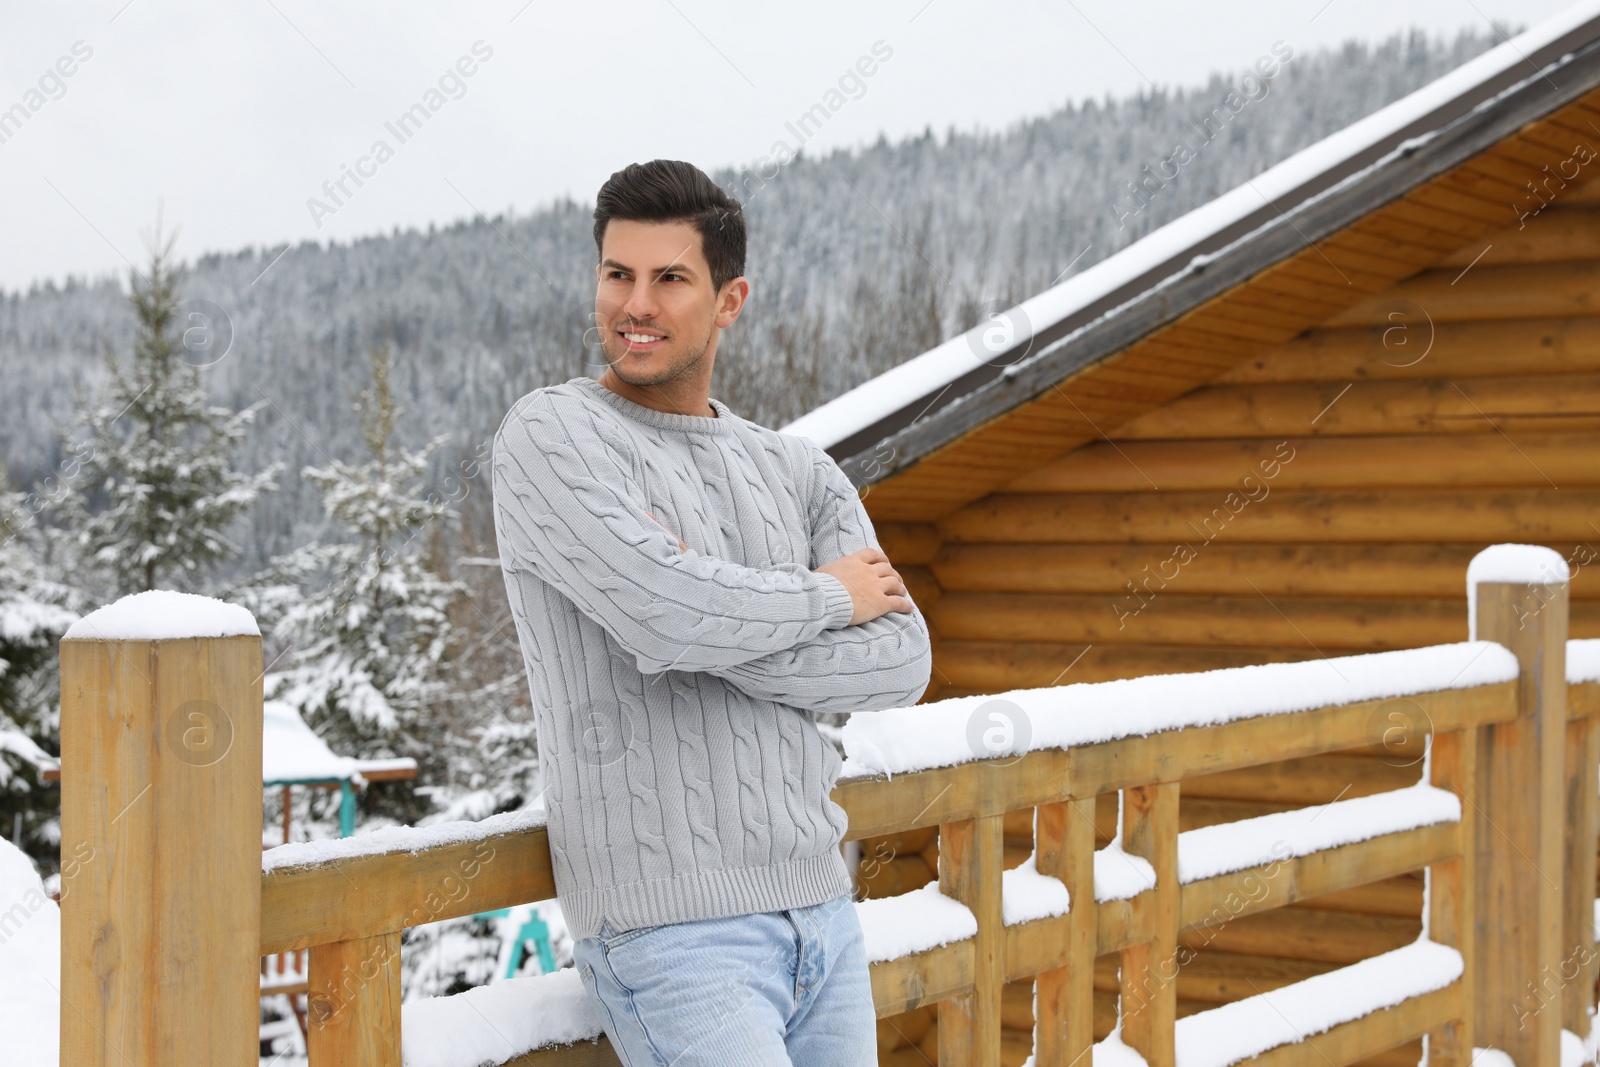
[601,317,715,388]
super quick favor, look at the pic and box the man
[491,159,933,1066]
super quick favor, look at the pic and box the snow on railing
[837,640,1517,780]
[1174,941,1465,1067]
[1175,783,1460,885]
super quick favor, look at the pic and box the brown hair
[592,160,746,293]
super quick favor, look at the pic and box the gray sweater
[491,376,933,941]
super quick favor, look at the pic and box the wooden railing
[57,550,1600,1067]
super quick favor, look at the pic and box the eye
[660,272,684,282]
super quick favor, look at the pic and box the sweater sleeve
[492,393,856,675]
[704,440,934,713]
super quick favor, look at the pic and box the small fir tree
[264,343,465,824]
[51,231,281,599]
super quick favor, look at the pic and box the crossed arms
[491,393,933,715]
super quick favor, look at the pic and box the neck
[597,358,717,419]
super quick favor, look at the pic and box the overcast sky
[0,0,1579,291]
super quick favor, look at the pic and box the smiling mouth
[619,329,666,349]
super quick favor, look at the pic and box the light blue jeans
[572,891,877,1066]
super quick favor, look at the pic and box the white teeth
[624,332,660,343]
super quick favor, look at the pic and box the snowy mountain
[0,27,1502,581]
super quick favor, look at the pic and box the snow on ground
[1177,784,1459,884]
[0,838,59,1067]
[62,587,258,640]
[1466,544,1572,639]
[855,880,978,963]
[1173,940,1462,1067]
[840,642,1517,780]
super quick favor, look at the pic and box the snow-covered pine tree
[48,230,282,599]
[264,342,466,826]
[0,462,86,871]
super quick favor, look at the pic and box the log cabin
[777,7,1600,1064]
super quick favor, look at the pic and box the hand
[644,510,686,553]
[815,547,913,625]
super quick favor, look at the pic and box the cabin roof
[781,2,1600,520]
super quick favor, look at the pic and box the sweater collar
[570,376,735,435]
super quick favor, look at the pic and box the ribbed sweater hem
[563,850,855,942]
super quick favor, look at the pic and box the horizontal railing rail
[258,680,1517,952]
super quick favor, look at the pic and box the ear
[714,276,749,330]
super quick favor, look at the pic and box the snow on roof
[263,699,359,784]
[839,641,1518,780]
[61,588,258,641]
[1466,543,1573,638]
[781,1,1600,453]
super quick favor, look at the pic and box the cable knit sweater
[491,376,934,941]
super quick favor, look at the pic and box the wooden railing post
[59,612,263,1066]
[1427,726,1478,1067]
[308,931,405,1063]
[1035,798,1098,1066]
[938,813,1004,1067]
[1562,711,1599,1042]
[1471,560,1569,1066]
[1118,783,1179,1067]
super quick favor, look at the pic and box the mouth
[617,327,667,352]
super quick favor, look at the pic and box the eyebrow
[600,258,699,280]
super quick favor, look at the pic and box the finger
[884,594,914,613]
[857,546,888,564]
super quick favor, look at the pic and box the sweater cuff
[818,573,855,629]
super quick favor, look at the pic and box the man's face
[595,219,729,387]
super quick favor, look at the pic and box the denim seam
[782,909,800,1005]
[579,958,636,1067]
[594,935,672,1067]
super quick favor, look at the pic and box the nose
[621,277,660,323]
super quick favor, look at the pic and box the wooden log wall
[866,192,1600,1066]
